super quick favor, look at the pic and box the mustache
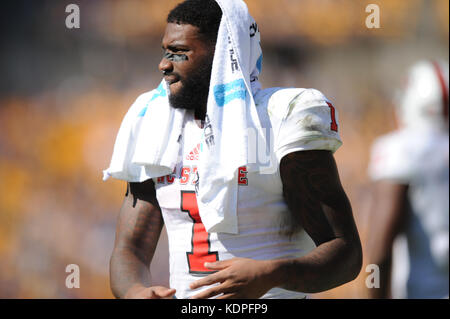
[163,70,180,78]
[163,70,178,76]
[163,72,182,85]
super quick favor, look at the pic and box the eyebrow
[161,44,190,51]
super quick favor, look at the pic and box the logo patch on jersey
[238,166,248,186]
[186,143,201,161]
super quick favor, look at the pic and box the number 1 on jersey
[326,102,338,132]
[181,191,218,274]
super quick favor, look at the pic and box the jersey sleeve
[368,130,416,183]
[273,88,343,163]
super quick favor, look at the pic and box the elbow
[335,235,363,286]
[346,238,363,282]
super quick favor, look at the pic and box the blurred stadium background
[0,0,448,298]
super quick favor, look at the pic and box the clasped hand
[189,257,275,299]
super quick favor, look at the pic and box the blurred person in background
[366,60,449,298]
[104,0,362,299]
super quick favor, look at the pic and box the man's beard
[168,60,213,113]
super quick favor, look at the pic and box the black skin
[110,181,174,299]
[109,22,363,299]
[159,22,214,121]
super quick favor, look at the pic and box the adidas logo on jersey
[186,143,201,161]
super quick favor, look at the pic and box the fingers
[189,260,234,290]
[190,283,241,299]
[124,285,176,299]
[190,284,227,299]
[189,259,243,299]
[149,286,176,299]
[203,260,230,270]
[189,271,223,290]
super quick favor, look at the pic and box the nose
[159,56,173,75]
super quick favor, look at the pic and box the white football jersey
[153,88,342,299]
[369,127,449,298]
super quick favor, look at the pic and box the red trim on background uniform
[432,61,449,119]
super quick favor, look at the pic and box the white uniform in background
[368,60,449,298]
[151,88,342,298]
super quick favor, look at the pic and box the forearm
[269,237,362,293]
[276,151,362,293]
[110,248,151,298]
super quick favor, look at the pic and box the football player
[107,0,362,299]
[367,60,449,298]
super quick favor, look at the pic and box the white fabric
[272,88,342,161]
[155,88,341,299]
[368,129,418,183]
[103,82,186,182]
[368,127,449,298]
[103,0,266,234]
[396,60,449,130]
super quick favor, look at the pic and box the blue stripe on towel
[213,79,247,107]
[138,82,167,117]
[256,54,263,73]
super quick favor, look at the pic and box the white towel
[103,81,187,182]
[103,0,267,234]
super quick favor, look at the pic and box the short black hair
[167,0,222,44]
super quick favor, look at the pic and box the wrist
[263,259,292,290]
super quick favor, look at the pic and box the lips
[164,75,180,85]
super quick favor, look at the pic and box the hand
[124,284,176,299]
[189,258,275,299]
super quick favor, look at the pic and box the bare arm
[365,181,408,298]
[110,179,175,298]
[190,150,362,298]
[270,150,362,293]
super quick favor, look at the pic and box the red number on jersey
[180,191,218,274]
[326,102,338,132]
